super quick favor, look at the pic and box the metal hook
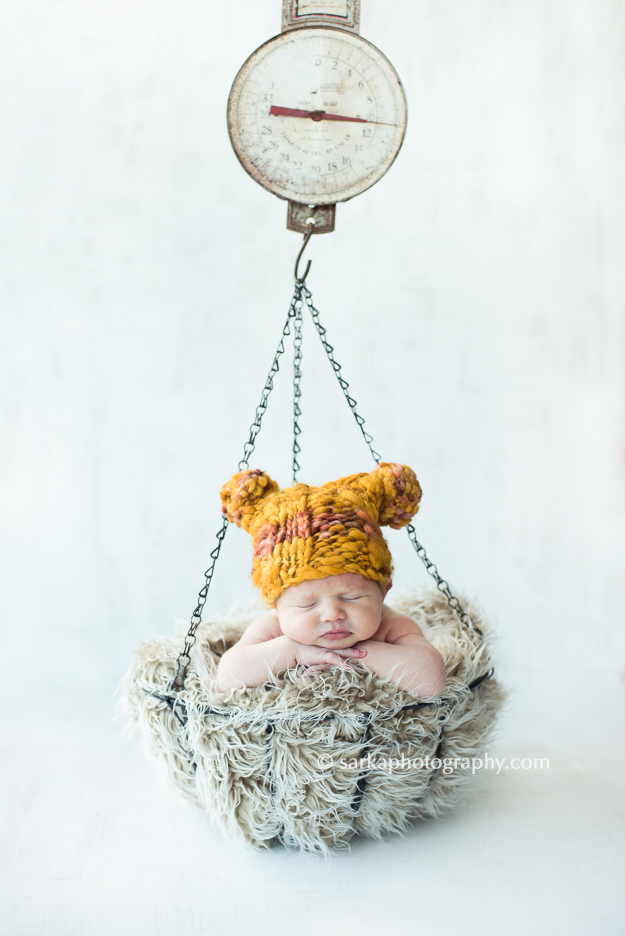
[294,221,315,284]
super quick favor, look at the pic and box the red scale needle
[268,105,394,126]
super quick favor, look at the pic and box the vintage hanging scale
[122,0,503,855]
[227,0,407,256]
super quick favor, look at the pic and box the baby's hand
[288,639,367,674]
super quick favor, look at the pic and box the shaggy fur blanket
[120,589,505,854]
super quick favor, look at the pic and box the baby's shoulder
[237,609,282,646]
[373,604,424,644]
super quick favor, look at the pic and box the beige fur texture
[120,589,506,854]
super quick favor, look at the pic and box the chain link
[405,524,483,637]
[168,514,229,692]
[237,288,302,473]
[300,284,382,465]
[292,294,303,482]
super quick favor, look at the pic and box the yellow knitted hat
[220,462,422,605]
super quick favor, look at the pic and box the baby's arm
[216,612,363,691]
[216,612,294,691]
[352,609,446,697]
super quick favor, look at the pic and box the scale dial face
[227,26,407,205]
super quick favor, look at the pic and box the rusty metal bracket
[281,0,360,34]
[287,201,336,234]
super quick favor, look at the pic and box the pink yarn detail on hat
[252,508,381,559]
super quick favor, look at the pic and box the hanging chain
[292,295,303,483]
[300,284,382,465]
[168,278,482,695]
[168,514,230,692]
[405,525,482,636]
[168,291,303,693]
[238,288,302,472]
[300,283,482,639]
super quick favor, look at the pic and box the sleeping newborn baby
[216,571,445,693]
[216,462,446,697]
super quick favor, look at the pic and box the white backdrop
[2,1,624,933]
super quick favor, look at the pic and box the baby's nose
[319,602,346,622]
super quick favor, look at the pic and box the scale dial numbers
[227,27,407,205]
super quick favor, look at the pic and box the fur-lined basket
[120,589,505,854]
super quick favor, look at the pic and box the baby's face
[275,573,390,649]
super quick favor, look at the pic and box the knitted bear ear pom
[220,469,279,532]
[367,462,422,529]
